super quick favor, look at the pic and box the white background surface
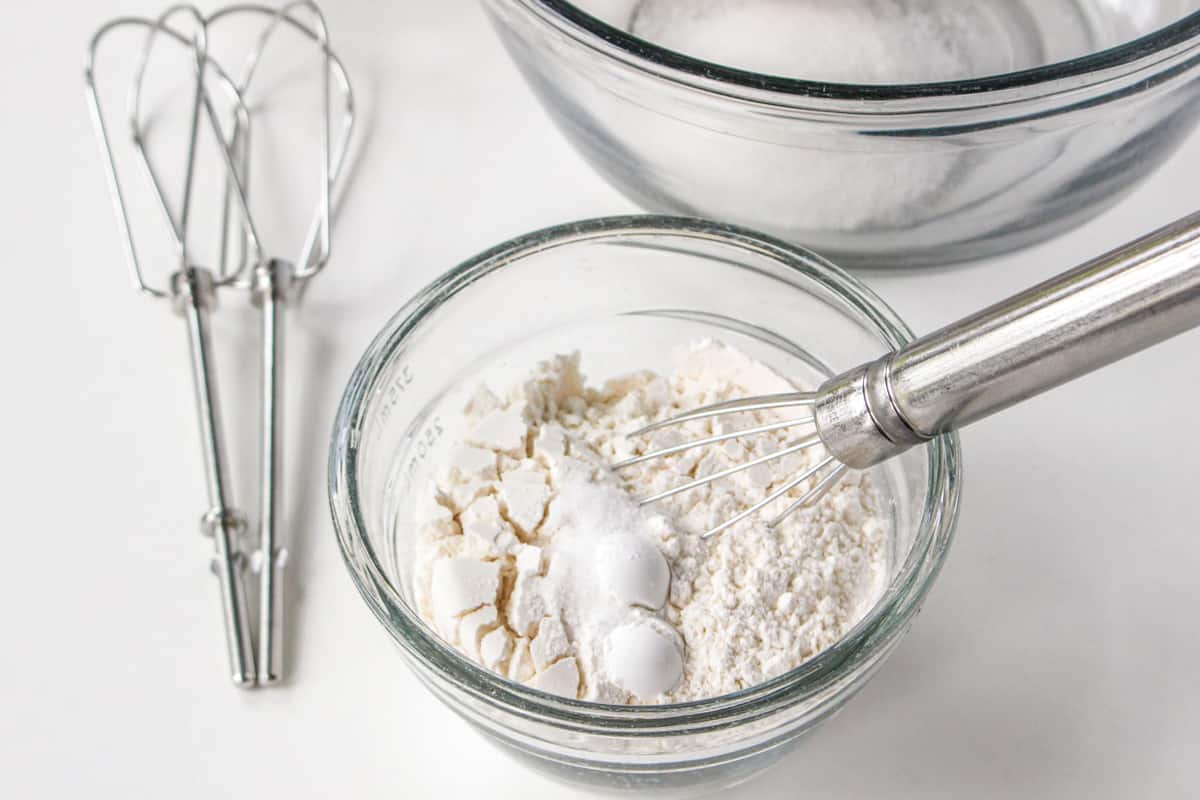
[2,1,1198,797]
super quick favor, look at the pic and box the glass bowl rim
[514,0,1200,103]
[328,214,963,729]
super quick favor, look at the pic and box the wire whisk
[85,0,354,687]
[621,210,1200,539]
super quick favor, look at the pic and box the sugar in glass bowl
[329,217,961,793]
[483,1,1200,268]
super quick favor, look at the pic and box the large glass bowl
[482,1,1200,268]
[329,216,962,794]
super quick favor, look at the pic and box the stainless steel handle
[252,260,291,686]
[173,267,257,686]
[816,210,1200,469]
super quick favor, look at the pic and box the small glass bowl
[483,1,1200,268]
[329,216,962,794]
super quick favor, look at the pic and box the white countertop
[3,1,1198,796]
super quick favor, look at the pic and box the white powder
[568,1,1057,234]
[413,341,887,703]
[624,0,1009,233]
[626,0,1036,83]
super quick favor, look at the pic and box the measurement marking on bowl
[379,364,415,424]
[403,417,445,489]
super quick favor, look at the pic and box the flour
[413,341,887,703]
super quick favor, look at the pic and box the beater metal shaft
[251,259,290,684]
[175,267,257,686]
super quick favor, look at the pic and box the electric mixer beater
[85,1,354,687]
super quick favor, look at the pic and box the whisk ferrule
[812,360,928,471]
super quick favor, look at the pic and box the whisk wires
[617,391,847,538]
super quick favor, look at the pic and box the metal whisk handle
[816,209,1200,469]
